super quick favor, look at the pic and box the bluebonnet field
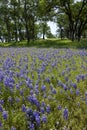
[0,48,87,130]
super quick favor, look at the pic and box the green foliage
[0,38,87,49]
[0,0,87,42]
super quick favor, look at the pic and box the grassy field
[0,38,87,49]
[0,39,87,130]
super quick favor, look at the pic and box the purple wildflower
[29,123,35,130]
[63,108,68,120]
[0,104,3,112]
[58,105,62,110]
[22,104,26,112]
[46,105,51,113]
[76,89,80,96]
[85,92,87,96]
[0,121,2,127]
[42,115,47,123]
[2,111,8,120]
[41,85,46,91]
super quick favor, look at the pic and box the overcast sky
[48,0,81,35]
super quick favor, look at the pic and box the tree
[0,0,87,43]
[37,22,51,39]
[0,0,12,42]
[58,0,87,41]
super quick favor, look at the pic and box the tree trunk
[42,33,45,39]
[24,0,30,43]
[13,4,18,43]
[26,24,30,43]
[6,22,11,42]
[42,25,45,39]
[77,31,81,42]
[71,31,75,41]
[78,35,81,42]
[60,27,63,40]
[32,17,35,40]
[18,26,22,41]
[14,23,18,42]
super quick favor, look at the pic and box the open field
[0,47,87,130]
[0,38,87,49]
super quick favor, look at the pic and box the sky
[48,21,57,35]
[48,0,81,35]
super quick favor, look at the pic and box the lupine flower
[40,107,44,114]
[0,71,4,81]
[63,84,67,91]
[76,76,80,82]
[22,104,26,112]
[46,77,50,83]
[58,80,62,86]
[20,89,24,96]
[62,71,65,76]
[16,72,20,78]
[28,95,39,107]
[29,123,35,130]
[63,108,68,120]
[73,83,77,89]
[50,85,53,90]
[35,88,39,95]
[26,108,35,122]
[41,102,46,107]
[76,89,80,96]
[42,115,47,123]
[52,89,56,94]
[15,97,20,103]
[33,111,40,118]
[26,108,33,117]
[35,115,40,126]
[28,83,33,89]
[85,92,87,96]
[0,104,3,112]
[4,76,15,89]
[65,76,68,82]
[35,101,40,108]
[16,84,20,89]
[41,85,46,91]
[32,111,40,125]
[2,111,8,120]
[0,121,2,127]
[86,100,87,105]
[30,90,34,95]
[58,105,62,110]
[8,96,13,103]
[81,75,85,81]
[46,105,51,113]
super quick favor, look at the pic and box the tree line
[0,0,87,43]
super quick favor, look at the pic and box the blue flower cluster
[0,48,87,129]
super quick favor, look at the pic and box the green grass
[0,38,87,49]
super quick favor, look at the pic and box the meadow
[0,42,87,130]
[0,38,87,49]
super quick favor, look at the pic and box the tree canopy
[0,0,87,43]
